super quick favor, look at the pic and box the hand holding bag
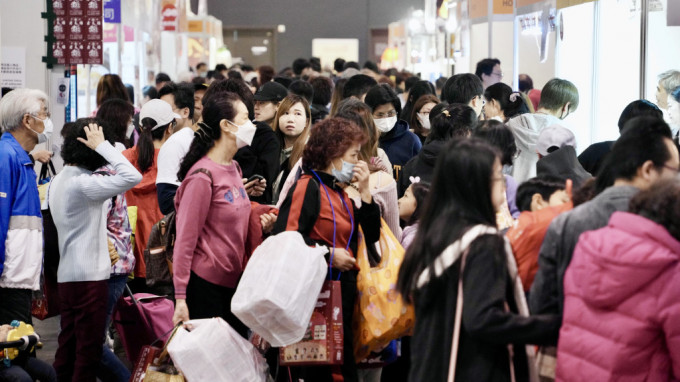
[167,318,269,381]
[353,219,414,362]
[231,231,328,347]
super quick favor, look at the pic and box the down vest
[556,212,680,381]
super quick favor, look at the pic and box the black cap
[254,81,288,102]
[193,82,209,92]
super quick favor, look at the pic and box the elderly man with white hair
[0,88,52,325]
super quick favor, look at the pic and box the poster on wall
[0,47,27,89]
[52,0,103,65]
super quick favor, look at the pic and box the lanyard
[310,170,354,280]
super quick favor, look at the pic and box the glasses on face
[374,110,397,119]
[663,164,680,174]
[491,72,504,79]
[32,110,51,119]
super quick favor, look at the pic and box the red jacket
[506,202,572,291]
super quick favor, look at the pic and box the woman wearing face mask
[409,94,440,145]
[365,84,422,181]
[171,93,257,337]
[273,117,381,381]
[271,94,311,204]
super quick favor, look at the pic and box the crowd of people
[1,55,680,382]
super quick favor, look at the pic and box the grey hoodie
[506,113,561,183]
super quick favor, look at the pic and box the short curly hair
[302,117,366,171]
[629,178,680,242]
[61,117,109,171]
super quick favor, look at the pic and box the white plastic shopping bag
[167,318,269,382]
[231,231,328,347]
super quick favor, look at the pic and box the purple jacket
[556,212,680,381]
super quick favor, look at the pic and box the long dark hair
[96,98,134,148]
[177,92,240,181]
[427,103,478,143]
[474,120,518,166]
[484,82,528,121]
[407,182,431,226]
[397,138,499,301]
[137,117,173,174]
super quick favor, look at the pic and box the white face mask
[417,113,431,130]
[375,116,397,133]
[228,120,257,149]
[29,115,53,144]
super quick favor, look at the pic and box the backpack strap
[189,168,213,185]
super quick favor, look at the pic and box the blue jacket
[0,133,43,290]
[378,120,422,182]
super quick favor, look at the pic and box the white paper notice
[1,47,26,89]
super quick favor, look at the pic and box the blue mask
[332,160,355,184]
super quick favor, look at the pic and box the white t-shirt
[156,127,195,186]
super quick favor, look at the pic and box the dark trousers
[186,271,248,338]
[0,287,32,325]
[53,280,108,382]
[0,358,57,382]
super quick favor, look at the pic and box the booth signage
[161,0,179,31]
[51,0,103,65]
[103,0,121,24]
[469,0,489,19]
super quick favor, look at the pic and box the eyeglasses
[663,164,680,173]
[32,110,51,119]
[374,110,397,119]
[491,72,504,79]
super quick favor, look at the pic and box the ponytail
[177,93,240,181]
[484,83,530,121]
[138,117,171,173]
[504,91,530,120]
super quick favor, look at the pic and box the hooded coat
[556,212,680,381]
[507,113,561,183]
[379,119,422,182]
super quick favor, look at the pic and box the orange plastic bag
[353,219,415,362]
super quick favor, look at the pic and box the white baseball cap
[140,99,181,130]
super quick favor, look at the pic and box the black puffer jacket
[397,140,445,196]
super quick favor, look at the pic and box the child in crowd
[398,179,430,250]
[506,177,572,292]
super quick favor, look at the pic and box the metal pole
[639,0,648,99]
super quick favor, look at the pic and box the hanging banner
[556,0,596,8]
[516,0,543,8]
[493,0,514,14]
[469,0,489,19]
[161,0,179,31]
[669,0,680,26]
[52,0,103,65]
[103,0,121,24]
